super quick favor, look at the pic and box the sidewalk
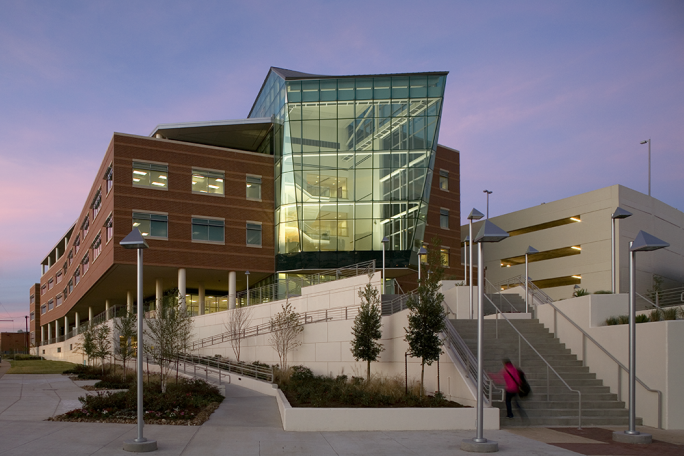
[0,365,679,455]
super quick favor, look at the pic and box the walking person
[492,358,528,420]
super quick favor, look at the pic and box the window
[74,267,81,285]
[246,175,262,200]
[440,248,450,267]
[31,332,35,345]
[68,279,73,294]
[63,287,68,300]
[30,311,35,321]
[439,170,449,191]
[420,243,428,264]
[440,209,449,229]
[91,190,102,219]
[192,169,224,195]
[104,165,113,194]
[68,250,74,266]
[82,254,89,275]
[132,212,168,239]
[48,278,54,290]
[48,299,54,311]
[56,294,63,306]
[30,294,35,304]
[81,216,89,240]
[246,222,262,246]
[56,270,63,284]
[92,234,102,260]
[132,161,168,189]
[74,234,81,254]
[40,305,46,315]
[57,347,61,353]
[104,214,113,243]
[41,285,46,295]
[192,218,225,243]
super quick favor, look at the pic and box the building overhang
[149,118,273,152]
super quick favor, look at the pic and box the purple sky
[0,1,682,329]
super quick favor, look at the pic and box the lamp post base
[123,438,158,452]
[612,431,652,444]
[461,438,499,453]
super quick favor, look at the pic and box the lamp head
[474,220,509,243]
[611,207,633,220]
[381,236,389,244]
[119,228,149,250]
[417,247,428,255]
[525,246,539,255]
[640,140,649,145]
[245,271,250,275]
[630,230,669,252]
[467,208,485,221]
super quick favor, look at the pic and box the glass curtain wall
[250,70,446,270]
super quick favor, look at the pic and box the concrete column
[88,306,93,325]
[64,238,68,250]
[228,271,236,310]
[54,319,60,338]
[47,256,52,269]
[127,291,133,312]
[105,299,110,319]
[64,315,69,336]
[178,268,187,312]
[198,283,205,316]
[41,325,45,343]
[156,279,164,310]
[47,324,51,341]
[75,312,80,330]
[55,247,60,260]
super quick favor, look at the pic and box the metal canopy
[612,207,633,220]
[630,230,669,252]
[150,118,273,152]
[468,208,485,221]
[474,220,509,243]
[120,228,149,250]
[525,246,539,255]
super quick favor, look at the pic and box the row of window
[133,212,263,246]
[132,161,262,200]
[419,244,451,267]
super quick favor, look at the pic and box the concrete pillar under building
[88,307,93,326]
[47,256,52,269]
[198,283,205,315]
[156,279,164,310]
[54,319,60,339]
[178,268,186,311]
[64,315,69,337]
[105,299,110,319]
[75,312,80,330]
[47,324,51,341]
[41,326,45,343]
[55,246,60,260]
[127,291,133,312]
[228,271,236,310]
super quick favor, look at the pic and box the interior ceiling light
[572,275,582,279]
[133,222,140,227]
[152,182,165,186]
[159,175,167,179]
[141,232,149,236]
[208,185,219,189]
[216,179,223,182]
[133,178,140,182]
[133,170,147,175]
[571,246,582,250]
[570,217,581,222]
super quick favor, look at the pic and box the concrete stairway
[483,293,527,315]
[451,318,640,427]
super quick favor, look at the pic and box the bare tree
[144,289,193,393]
[268,300,303,372]
[113,308,137,380]
[93,324,112,374]
[224,304,252,362]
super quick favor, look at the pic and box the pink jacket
[492,363,521,393]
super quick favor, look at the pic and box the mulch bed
[48,402,220,426]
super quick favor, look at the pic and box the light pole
[483,190,492,219]
[120,228,157,453]
[524,246,538,313]
[463,235,469,286]
[468,209,485,319]
[640,139,651,196]
[462,220,509,454]
[382,236,389,294]
[245,271,250,307]
[417,247,427,285]
[613,231,668,445]
[24,315,29,354]
[611,207,633,293]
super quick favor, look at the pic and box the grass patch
[8,360,77,374]
[50,378,223,425]
[277,366,464,408]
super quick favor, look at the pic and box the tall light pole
[483,190,492,219]
[463,235,469,286]
[611,207,633,293]
[120,228,157,453]
[462,220,509,454]
[245,271,250,307]
[468,209,485,319]
[417,247,427,284]
[524,246,538,313]
[640,139,651,196]
[382,236,389,294]
[613,230,668,445]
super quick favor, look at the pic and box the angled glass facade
[250,69,447,271]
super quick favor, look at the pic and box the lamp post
[245,271,250,307]
[524,246,538,313]
[462,220,509,454]
[382,236,389,294]
[611,207,633,293]
[468,209,485,319]
[483,190,493,219]
[417,247,427,284]
[613,231,668,445]
[120,228,156,453]
[463,235,469,286]
[24,315,29,354]
[640,139,651,196]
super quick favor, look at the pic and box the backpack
[517,370,531,397]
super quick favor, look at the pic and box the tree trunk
[420,360,425,398]
[367,360,371,382]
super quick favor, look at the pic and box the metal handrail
[443,319,505,404]
[537,289,663,429]
[484,278,520,314]
[191,304,361,350]
[484,293,583,429]
[176,353,274,383]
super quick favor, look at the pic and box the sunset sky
[0,0,682,330]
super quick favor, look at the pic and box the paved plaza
[0,361,681,456]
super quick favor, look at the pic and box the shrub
[618,315,629,324]
[573,288,590,297]
[593,290,612,294]
[604,316,619,326]
[662,307,680,320]
[635,314,650,323]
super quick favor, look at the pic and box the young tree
[144,289,193,393]
[93,324,112,374]
[268,300,303,372]
[113,308,137,380]
[404,238,447,396]
[350,275,384,381]
[75,324,97,366]
[224,304,252,363]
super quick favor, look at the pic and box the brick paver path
[548,427,684,455]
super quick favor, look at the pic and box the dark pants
[505,391,526,418]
